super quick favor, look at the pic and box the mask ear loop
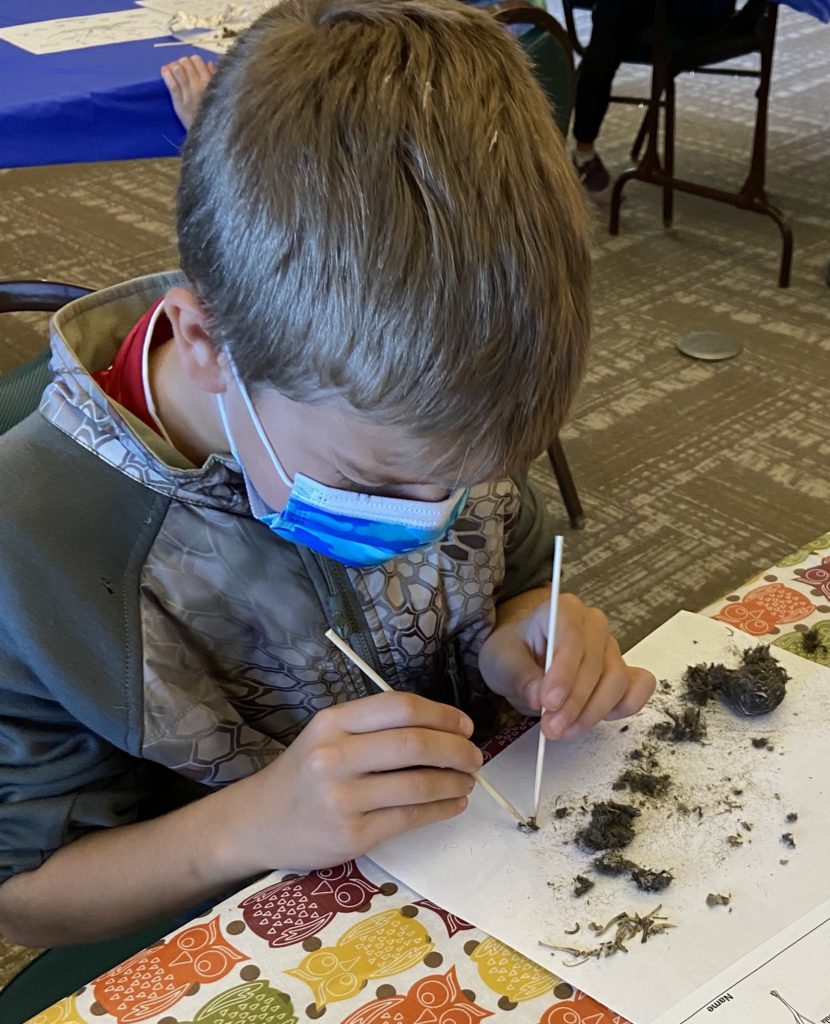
[222,354,294,489]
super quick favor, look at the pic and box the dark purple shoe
[572,152,614,204]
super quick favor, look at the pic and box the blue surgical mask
[216,367,468,568]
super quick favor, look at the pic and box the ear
[163,287,229,394]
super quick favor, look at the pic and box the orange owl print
[91,916,248,1024]
[341,966,493,1024]
[538,990,631,1023]
[714,582,815,636]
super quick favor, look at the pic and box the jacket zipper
[316,554,384,698]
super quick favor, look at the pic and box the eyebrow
[335,455,412,486]
[334,457,458,491]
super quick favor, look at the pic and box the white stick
[531,535,564,823]
[324,628,529,828]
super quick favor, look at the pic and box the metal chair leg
[547,436,584,529]
[663,76,675,225]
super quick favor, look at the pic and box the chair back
[491,4,575,137]
[0,280,92,435]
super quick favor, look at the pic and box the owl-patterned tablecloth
[700,530,830,665]
[28,531,830,1024]
[27,860,627,1024]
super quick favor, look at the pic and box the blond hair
[178,0,590,480]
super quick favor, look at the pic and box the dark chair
[492,2,576,136]
[562,1,792,287]
[0,278,201,1021]
[488,4,585,528]
[0,280,93,434]
[561,0,591,56]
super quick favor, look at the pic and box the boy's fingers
[603,667,657,720]
[362,796,469,848]
[557,667,656,740]
[340,727,483,776]
[552,666,630,739]
[539,596,600,713]
[323,690,474,739]
[542,630,622,738]
[542,614,610,736]
[351,768,475,813]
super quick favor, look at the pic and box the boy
[0,0,654,947]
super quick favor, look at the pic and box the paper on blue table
[0,8,170,54]
[369,611,830,1024]
[136,0,276,55]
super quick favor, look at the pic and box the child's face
[223,378,469,512]
[163,285,481,511]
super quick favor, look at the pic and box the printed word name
[707,994,734,1012]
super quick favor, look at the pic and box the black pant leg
[573,0,656,145]
[668,0,736,34]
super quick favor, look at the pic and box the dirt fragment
[684,646,789,717]
[727,834,743,847]
[651,707,707,743]
[631,867,673,893]
[612,768,672,798]
[554,807,572,820]
[573,875,594,897]
[786,811,798,823]
[751,736,772,750]
[576,801,640,852]
[706,893,731,907]
[802,626,827,656]
[683,664,715,706]
[781,832,796,849]
[592,852,636,877]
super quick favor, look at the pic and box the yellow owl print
[24,994,88,1024]
[285,908,434,1009]
[467,936,559,1004]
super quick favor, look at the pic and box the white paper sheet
[0,8,171,54]
[654,894,830,1023]
[369,611,830,1024]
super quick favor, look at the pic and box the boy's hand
[478,591,655,741]
[228,693,482,872]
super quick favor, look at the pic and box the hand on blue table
[161,55,216,130]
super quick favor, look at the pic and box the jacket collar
[41,271,250,513]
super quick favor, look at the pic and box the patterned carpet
[0,2,828,989]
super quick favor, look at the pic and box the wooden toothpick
[324,628,530,828]
[531,535,564,827]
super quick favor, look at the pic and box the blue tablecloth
[0,0,215,168]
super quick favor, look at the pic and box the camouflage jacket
[0,273,554,882]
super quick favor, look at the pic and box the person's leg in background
[571,0,735,203]
[670,0,736,35]
[572,0,655,202]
